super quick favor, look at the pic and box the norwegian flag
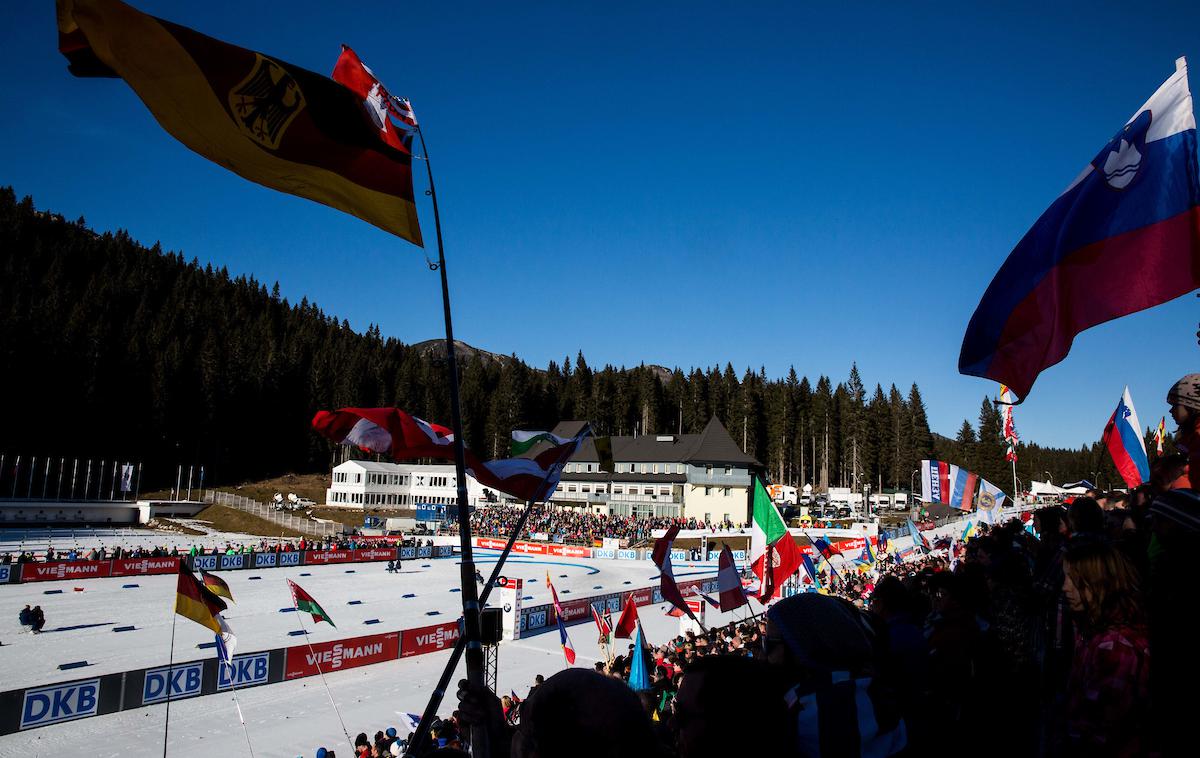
[591,603,611,642]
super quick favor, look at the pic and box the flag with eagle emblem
[56,0,422,244]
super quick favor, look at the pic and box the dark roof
[546,416,761,468]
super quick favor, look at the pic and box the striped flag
[175,564,226,634]
[716,545,748,612]
[591,603,611,643]
[1000,385,1019,462]
[546,573,576,664]
[1155,416,1167,455]
[287,579,335,627]
[201,569,233,602]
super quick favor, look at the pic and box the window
[705,465,713,476]
[568,485,577,493]
[587,463,594,473]
[659,486,671,496]
[704,487,711,496]
[723,487,731,497]
[582,485,591,493]
[676,464,685,474]
[640,463,648,474]
[724,466,732,476]
[704,512,711,522]
[652,463,659,474]
[613,486,623,495]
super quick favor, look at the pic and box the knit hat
[765,593,874,674]
[1167,374,1200,411]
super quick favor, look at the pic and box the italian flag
[749,478,802,602]
[288,579,336,627]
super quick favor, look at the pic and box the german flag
[176,565,227,634]
[200,569,233,602]
[56,0,422,245]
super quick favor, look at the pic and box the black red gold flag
[56,0,423,245]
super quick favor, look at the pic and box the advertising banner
[616,549,640,561]
[253,552,278,568]
[520,605,550,634]
[192,555,218,571]
[399,547,417,560]
[0,565,10,583]
[352,548,397,562]
[499,577,523,641]
[21,561,111,582]
[218,554,245,571]
[304,550,353,565]
[416,546,433,559]
[432,546,453,558]
[475,537,506,550]
[277,551,302,567]
[217,652,271,690]
[285,632,400,679]
[110,557,181,577]
[400,621,461,658]
[141,662,204,705]
[592,548,616,559]
[20,679,100,729]
[511,541,546,555]
[553,597,593,624]
[546,544,591,558]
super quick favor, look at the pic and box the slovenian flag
[960,59,1200,401]
[1102,386,1151,488]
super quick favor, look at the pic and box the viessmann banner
[284,632,400,679]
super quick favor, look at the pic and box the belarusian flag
[287,579,335,627]
[749,477,801,602]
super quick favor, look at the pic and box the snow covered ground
[0,532,731,758]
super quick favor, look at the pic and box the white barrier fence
[203,490,341,537]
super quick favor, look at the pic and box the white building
[324,460,492,509]
[536,417,762,524]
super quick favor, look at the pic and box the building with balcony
[324,460,492,509]
[545,416,761,523]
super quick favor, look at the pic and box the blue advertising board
[142,662,204,705]
[217,652,271,690]
[277,552,301,567]
[253,552,277,568]
[218,554,245,571]
[192,555,218,571]
[20,679,100,729]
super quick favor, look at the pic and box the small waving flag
[591,603,611,644]
[1155,416,1167,455]
[201,569,233,602]
[650,524,702,625]
[613,593,640,639]
[546,573,576,664]
[1101,386,1151,488]
[716,545,749,612]
[287,579,335,627]
[175,564,227,634]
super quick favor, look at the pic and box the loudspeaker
[480,607,503,645]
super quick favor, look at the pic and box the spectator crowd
[0,536,436,565]
[329,375,1200,757]
[453,504,744,546]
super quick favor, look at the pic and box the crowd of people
[454,504,743,546]
[363,374,1200,757]
[0,536,437,564]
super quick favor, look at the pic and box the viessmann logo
[310,551,345,561]
[36,564,100,579]
[128,559,175,572]
[306,641,384,670]
[415,626,459,650]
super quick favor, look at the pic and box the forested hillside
[0,189,1121,491]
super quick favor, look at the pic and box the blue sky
[3,0,1199,448]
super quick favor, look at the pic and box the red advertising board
[511,541,547,555]
[475,537,507,550]
[21,560,112,582]
[351,548,397,562]
[546,544,591,558]
[401,620,461,658]
[304,550,354,565]
[284,631,400,679]
[110,557,181,576]
[628,587,653,606]
[554,597,594,624]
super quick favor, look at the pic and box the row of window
[333,472,362,484]
[329,491,460,506]
[334,472,453,489]
[700,486,734,497]
[560,462,738,476]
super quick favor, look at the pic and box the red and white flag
[613,594,640,639]
[650,524,702,625]
[332,45,417,156]
[591,603,611,641]
[311,407,452,459]
[716,545,748,612]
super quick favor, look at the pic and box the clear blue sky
[2,0,1199,449]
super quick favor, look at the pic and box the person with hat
[1166,374,1200,489]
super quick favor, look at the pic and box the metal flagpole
[290,601,354,753]
[411,122,489,758]
[162,611,178,758]
[404,499,540,756]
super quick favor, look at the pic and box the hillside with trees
[0,189,1125,493]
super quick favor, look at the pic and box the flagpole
[162,612,177,758]
[404,498,540,757]
[413,123,489,758]
[219,650,256,758]
[291,600,354,753]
